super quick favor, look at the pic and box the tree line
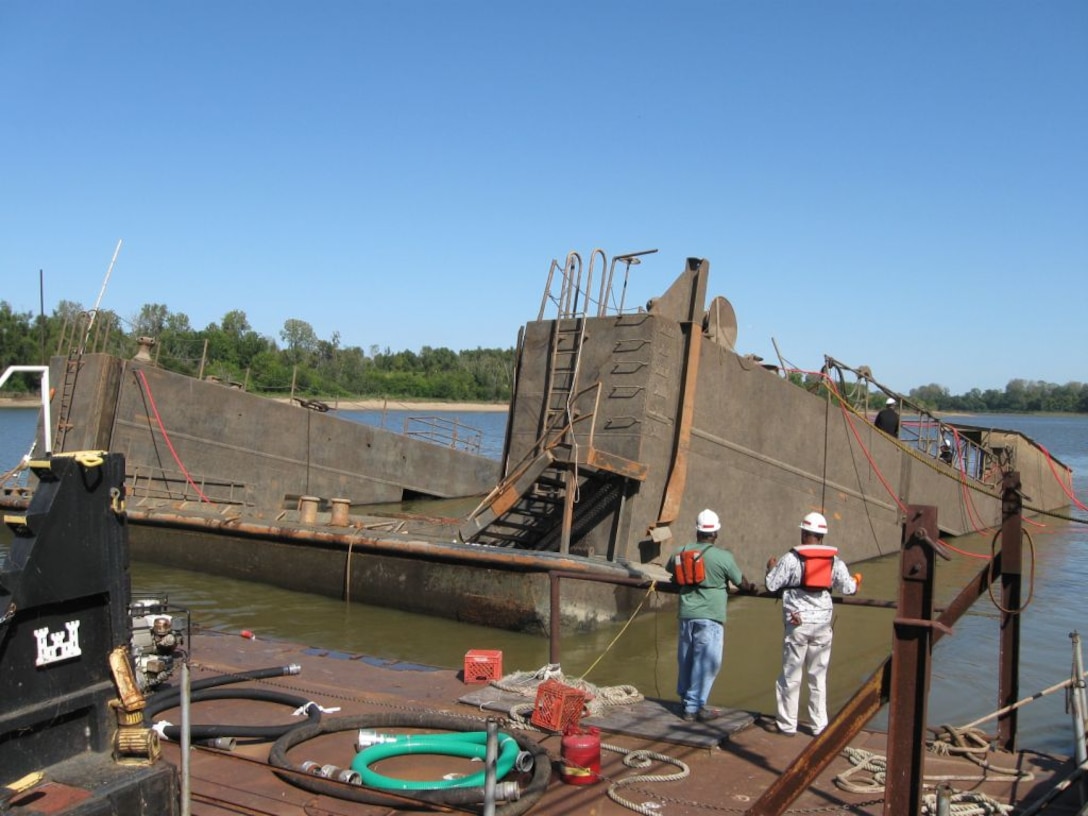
[0,300,515,403]
[2,299,1085,412]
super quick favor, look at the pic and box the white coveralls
[764,550,858,735]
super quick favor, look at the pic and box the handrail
[402,415,483,455]
[0,366,51,452]
[823,356,999,484]
[538,248,659,322]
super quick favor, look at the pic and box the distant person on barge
[874,397,900,437]
[939,436,955,464]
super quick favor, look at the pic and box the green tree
[280,319,318,365]
[133,303,169,338]
[0,301,40,391]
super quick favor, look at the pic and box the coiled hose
[147,687,322,742]
[145,664,316,742]
[268,711,551,814]
[352,729,521,790]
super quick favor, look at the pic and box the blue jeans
[676,618,724,714]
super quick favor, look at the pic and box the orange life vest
[673,546,711,586]
[791,543,838,590]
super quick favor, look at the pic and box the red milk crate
[463,649,503,684]
[530,679,586,732]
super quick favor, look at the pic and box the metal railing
[403,415,483,455]
[127,463,249,506]
[538,248,659,321]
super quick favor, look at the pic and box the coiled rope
[927,725,1035,780]
[602,742,690,816]
[836,740,1031,805]
[920,790,1015,816]
[489,663,644,728]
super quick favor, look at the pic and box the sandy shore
[0,396,43,409]
[274,397,509,412]
[0,394,508,412]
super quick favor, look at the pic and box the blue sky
[2,2,1085,395]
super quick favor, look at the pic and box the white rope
[603,742,690,816]
[488,664,644,726]
[836,740,1032,801]
[921,790,1015,816]
[836,746,887,793]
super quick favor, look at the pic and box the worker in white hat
[874,396,900,437]
[939,436,955,464]
[761,511,860,737]
[667,508,755,723]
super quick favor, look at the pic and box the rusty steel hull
[47,353,501,509]
[125,502,665,633]
[500,257,1074,583]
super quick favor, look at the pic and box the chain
[621,785,885,813]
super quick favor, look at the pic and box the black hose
[145,664,301,720]
[268,712,551,815]
[147,687,321,742]
[150,665,299,704]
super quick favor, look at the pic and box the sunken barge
[2,250,1075,633]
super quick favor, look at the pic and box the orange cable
[810,368,991,560]
[135,369,212,503]
[1038,442,1088,513]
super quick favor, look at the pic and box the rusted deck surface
[139,629,1080,815]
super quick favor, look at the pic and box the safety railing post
[1070,631,1087,806]
[997,470,1023,751]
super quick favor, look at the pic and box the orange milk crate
[530,679,586,732]
[463,649,503,684]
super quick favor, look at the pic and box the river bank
[0,394,509,412]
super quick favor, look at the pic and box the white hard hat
[885,397,896,406]
[696,509,721,533]
[800,512,828,535]
[941,437,952,447]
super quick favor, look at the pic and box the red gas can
[560,725,601,785]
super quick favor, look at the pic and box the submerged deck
[28,628,1079,816]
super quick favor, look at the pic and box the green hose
[351,730,520,790]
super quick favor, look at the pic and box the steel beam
[884,506,940,816]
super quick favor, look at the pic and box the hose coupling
[195,737,237,751]
[355,729,399,749]
[514,750,535,773]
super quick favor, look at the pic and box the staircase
[459,251,647,555]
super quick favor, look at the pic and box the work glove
[853,572,863,589]
[739,579,758,595]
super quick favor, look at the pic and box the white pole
[181,660,191,816]
[83,239,123,352]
